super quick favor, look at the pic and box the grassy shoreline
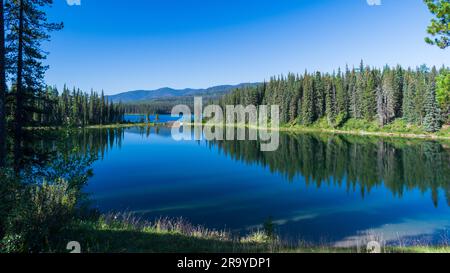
[183,123,450,140]
[66,214,450,253]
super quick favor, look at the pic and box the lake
[61,125,450,247]
[123,114,184,123]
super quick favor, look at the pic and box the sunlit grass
[63,213,450,253]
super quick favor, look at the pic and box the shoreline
[184,122,450,141]
[25,122,450,141]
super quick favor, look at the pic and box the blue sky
[44,0,449,95]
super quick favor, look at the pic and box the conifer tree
[0,0,6,167]
[423,81,442,132]
[302,74,315,125]
[5,0,63,167]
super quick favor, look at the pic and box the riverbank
[66,214,450,253]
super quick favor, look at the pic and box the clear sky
[44,0,449,95]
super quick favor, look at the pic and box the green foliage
[0,234,25,253]
[334,112,348,128]
[302,75,315,125]
[436,69,450,123]
[340,118,380,132]
[423,81,442,132]
[363,69,378,121]
[3,180,78,252]
[0,168,18,239]
[221,63,446,131]
[0,128,98,252]
[39,85,126,127]
[424,0,450,49]
[381,119,425,134]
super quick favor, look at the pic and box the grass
[64,214,273,253]
[61,213,450,254]
[196,117,450,140]
[280,118,450,140]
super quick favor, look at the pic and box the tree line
[220,63,449,132]
[35,85,125,127]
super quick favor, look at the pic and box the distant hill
[107,83,260,104]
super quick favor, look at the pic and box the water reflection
[43,126,450,207]
[210,132,450,207]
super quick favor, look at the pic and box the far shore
[25,121,450,141]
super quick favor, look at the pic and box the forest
[34,85,125,127]
[220,64,449,133]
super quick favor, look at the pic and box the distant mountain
[107,83,260,104]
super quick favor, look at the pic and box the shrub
[3,180,78,252]
[333,113,348,128]
[0,169,19,240]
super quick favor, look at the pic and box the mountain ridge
[107,83,260,103]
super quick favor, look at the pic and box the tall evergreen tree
[0,0,6,167]
[423,80,442,132]
[5,0,62,167]
[335,69,348,120]
[325,76,337,125]
[362,69,377,121]
[301,74,315,125]
[377,68,396,126]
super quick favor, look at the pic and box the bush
[333,113,348,128]
[340,118,380,131]
[0,234,25,253]
[382,119,425,134]
[3,180,78,252]
[0,169,19,240]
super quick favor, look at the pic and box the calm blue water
[124,114,185,123]
[85,127,450,246]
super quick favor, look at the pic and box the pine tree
[377,68,396,126]
[362,69,377,121]
[302,74,315,125]
[423,81,442,132]
[335,69,348,120]
[5,0,62,167]
[314,72,325,119]
[325,76,337,125]
[0,0,6,167]
[218,62,445,132]
[393,65,404,117]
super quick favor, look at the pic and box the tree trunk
[0,0,6,168]
[14,0,24,171]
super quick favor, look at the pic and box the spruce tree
[302,75,315,125]
[0,0,6,167]
[325,76,337,125]
[423,81,442,132]
[363,69,377,121]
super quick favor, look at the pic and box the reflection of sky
[86,127,450,245]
